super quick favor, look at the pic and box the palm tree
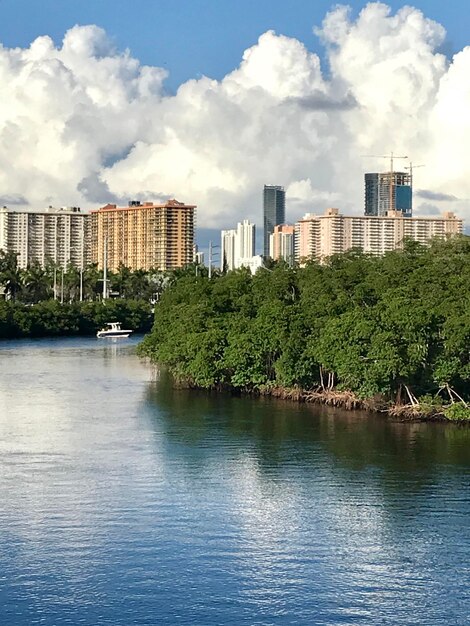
[83,263,102,300]
[111,263,132,298]
[0,251,24,301]
[23,261,52,303]
[126,269,152,300]
[63,264,81,302]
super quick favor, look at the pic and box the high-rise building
[220,229,237,271]
[221,220,256,271]
[269,224,295,264]
[236,219,255,261]
[365,172,412,217]
[295,209,462,263]
[89,199,195,271]
[263,185,285,256]
[0,205,89,269]
[192,244,205,266]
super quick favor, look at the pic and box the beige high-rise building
[0,206,89,269]
[295,209,463,263]
[89,199,196,271]
[269,224,295,264]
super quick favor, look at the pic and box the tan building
[295,209,463,263]
[269,224,295,263]
[0,205,88,269]
[89,199,196,271]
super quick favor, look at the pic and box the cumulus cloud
[0,194,29,205]
[285,92,358,111]
[414,202,441,215]
[77,173,123,204]
[0,4,469,230]
[286,178,342,220]
[416,189,458,201]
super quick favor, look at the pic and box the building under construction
[365,171,412,217]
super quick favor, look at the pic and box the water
[0,337,469,626]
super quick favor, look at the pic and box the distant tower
[220,229,237,271]
[220,220,256,271]
[269,224,295,265]
[236,219,255,264]
[365,172,412,217]
[263,185,285,257]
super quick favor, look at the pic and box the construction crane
[362,152,408,212]
[404,163,425,215]
[404,162,425,186]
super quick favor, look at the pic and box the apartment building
[236,219,255,261]
[221,219,256,271]
[269,224,295,264]
[89,199,196,271]
[295,209,463,263]
[0,206,88,269]
[221,228,237,271]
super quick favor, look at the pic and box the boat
[96,322,133,339]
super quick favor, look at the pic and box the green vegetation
[140,238,470,421]
[0,251,160,338]
[0,251,166,303]
[0,299,153,338]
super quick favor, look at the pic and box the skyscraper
[220,229,237,271]
[263,185,285,257]
[220,220,256,271]
[236,219,255,261]
[365,172,412,217]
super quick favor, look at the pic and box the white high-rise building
[236,219,255,261]
[221,229,237,271]
[0,206,89,269]
[221,220,256,271]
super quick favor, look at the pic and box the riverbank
[266,385,470,422]
[140,240,470,423]
[156,375,470,423]
[0,299,153,339]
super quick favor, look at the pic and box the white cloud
[0,4,468,230]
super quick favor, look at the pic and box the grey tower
[263,185,285,257]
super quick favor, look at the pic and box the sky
[1,0,470,244]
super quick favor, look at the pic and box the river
[0,337,469,625]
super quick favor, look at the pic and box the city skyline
[1,3,470,232]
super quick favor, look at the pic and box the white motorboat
[96,322,133,339]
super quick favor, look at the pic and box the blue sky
[1,0,470,247]
[0,0,468,93]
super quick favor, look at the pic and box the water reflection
[145,371,470,472]
[0,339,468,626]
[142,371,470,625]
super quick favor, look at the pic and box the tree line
[140,237,470,421]
[0,299,153,339]
[0,250,165,303]
[0,251,162,338]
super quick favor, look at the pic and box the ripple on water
[0,337,469,625]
